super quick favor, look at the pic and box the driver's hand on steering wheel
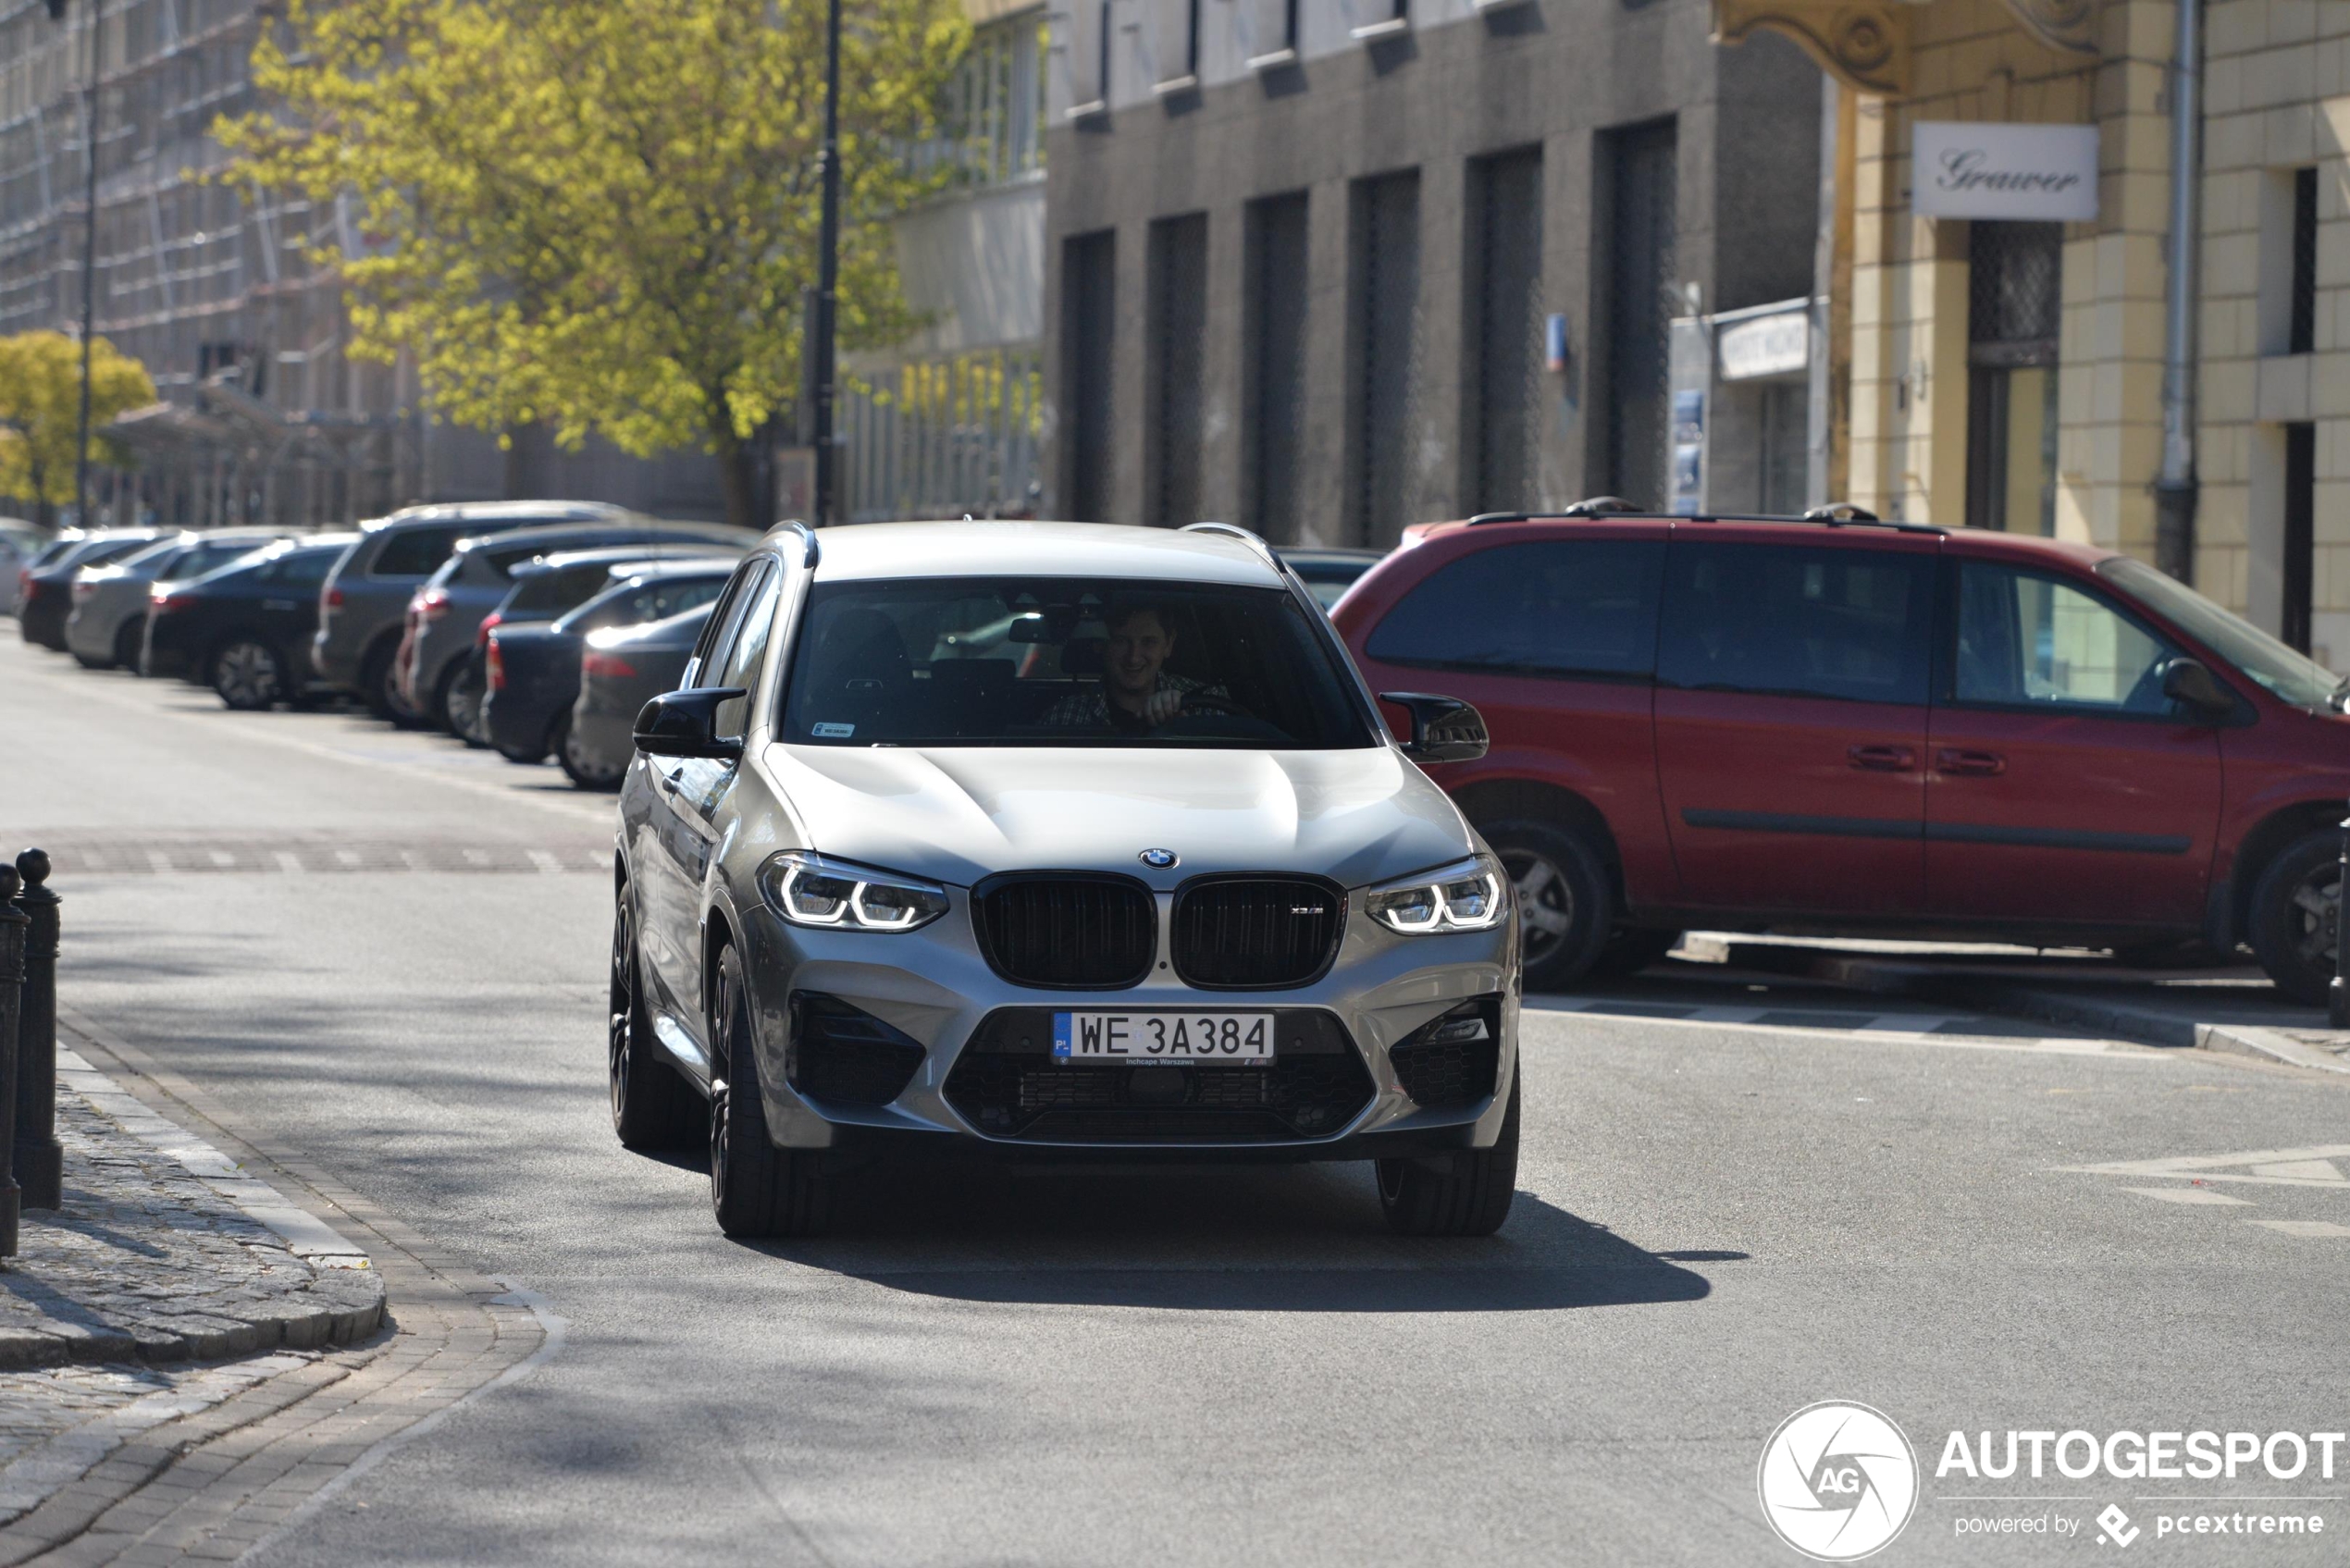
[1144,689,1186,726]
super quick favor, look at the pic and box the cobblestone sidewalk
[0,1051,386,1533]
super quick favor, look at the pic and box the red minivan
[1332,505,2350,1003]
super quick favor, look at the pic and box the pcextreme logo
[1759,1401,1921,1561]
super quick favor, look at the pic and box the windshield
[2097,557,2339,709]
[780,577,1375,749]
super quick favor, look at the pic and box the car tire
[1480,819,1614,993]
[560,712,625,792]
[436,655,490,747]
[1588,926,1682,979]
[360,637,420,725]
[1376,1070,1519,1238]
[212,638,286,710]
[708,945,830,1238]
[114,618,144,673]
[609,884,701,1150]
[2248,828,2343,1006]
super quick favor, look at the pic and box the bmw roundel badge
[1139,848,1180,869]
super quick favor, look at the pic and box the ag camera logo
[1759,1401,1920,1561]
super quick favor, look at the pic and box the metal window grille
[2284,422,2316,652]
[1601,120,1676,509]
[1966,219,2061,364]
[1354,169,1421,544]
[1469,147,1543,514]
[1063,229,1116,520]
[1244,191,1308,541]
[838,348,1044,524]
[1147,213,1208,527]
[2291,167,2318,356]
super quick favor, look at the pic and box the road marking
[2062,1143,2350,1189]
[206,848,234,868]
[528,850,563,875]
[2124,1186,2253,1206]
[1529,996,2146,1056]
[335,849,361,868]
[145,849,172,874]
[273,851,304,874]
[2246,1220,2350,1239]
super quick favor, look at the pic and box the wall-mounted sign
[1718,308,1810,382]
[1912,121,2098,222]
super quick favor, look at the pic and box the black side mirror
[1379,691,1490,763]
[2158,658,2236,722]
[634,687,747,759]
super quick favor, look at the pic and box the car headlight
[758,852,950,932]
[1363,853,1509,934]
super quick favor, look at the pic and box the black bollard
[2332,813,2350,1030]
[0,866,23,1257]
[11,851,59,1211]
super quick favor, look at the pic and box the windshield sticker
[811,722,856,738]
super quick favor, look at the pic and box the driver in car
[1043,599,1232,735]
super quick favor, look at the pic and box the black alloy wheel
[1479,819,1614,993]
[609,883,700,1148]
[2249,828,2344,1006]
[1376,1070,1520,1237]
[213,639,286,710]
[708,945,831,1238]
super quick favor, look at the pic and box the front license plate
[1052,1012,1275,1065]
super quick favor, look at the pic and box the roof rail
[774,518,820,569]
[1561,495,1641,518]
[1181,520,1279,566]
[1800,502,1880,525]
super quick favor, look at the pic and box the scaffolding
[0,0,412,528]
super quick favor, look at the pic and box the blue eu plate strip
[1051,1011,1071,1060]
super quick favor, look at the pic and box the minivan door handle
[1936,748,2007,777]
[1847,745,1916,772]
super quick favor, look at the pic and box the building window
[901,15,1047,186]
[1466,146,1544,513]
[2283,422,2316,652]
[1243,192,1310,539]
[1062,230,1116,520]
[1070,0,1112,115]
[1351,169,1421,543]
[1964,219,2061,535]
[1597,119,1676,509]
[2291,167,2318,356]
[1146,213,1208,527]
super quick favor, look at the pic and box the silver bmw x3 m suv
[612,520,1520,1238]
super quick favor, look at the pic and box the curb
[0,1047,387,1372]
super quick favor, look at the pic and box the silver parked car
[612,520,1520,1239]
[64,529,289,670]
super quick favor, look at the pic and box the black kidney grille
[1172,879,1343,989]
[945,1007,1373,1142]
[974,877,1156,989]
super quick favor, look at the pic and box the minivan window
[1366,539,1665,680]
[2098,555,2338,709]
[1658,542,1933,705]
[780,577,1375,748]
[370,526,465,576]
[1956,563,2179,714]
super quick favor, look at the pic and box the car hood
[760,743,1473,890]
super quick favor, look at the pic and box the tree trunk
[711,422,759,533]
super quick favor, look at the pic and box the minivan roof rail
[1458,501,1942,536]
[1181,520,1280,566]
[772,518,820,569]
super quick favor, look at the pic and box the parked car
[143,535,361,709]
[313,500,636,720]
[1334,504,2350,1003]
[16,530,167,650]
[612,520,1518,1240]
[1276,547,1387,611]
[64,529,290,670]
[395,519,748,741]
[0,521,45,616]
[567,603,715,790]
[482,560,737,766]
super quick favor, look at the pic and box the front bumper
[709,891,1518,1160]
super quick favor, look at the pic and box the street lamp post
[810,0,843,528]
[44,0,100,532]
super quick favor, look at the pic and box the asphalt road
[6,629,2348,1566]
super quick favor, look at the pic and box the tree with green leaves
[217,0,969,527]
[0,332,156,529]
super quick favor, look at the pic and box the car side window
[1365,539,1665,681]
[686,562,763,685]
[370,526,464,576]
[1954,562,2180,715]
[711,565,781,739]
[1657,542,1933,705]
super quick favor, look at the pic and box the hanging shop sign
[1717,304,1811,382]
[1911,122,2099,222]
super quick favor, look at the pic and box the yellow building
[1717,0,2348,659]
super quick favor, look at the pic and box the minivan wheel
[1377,1071,1519,1238]
[1481,820,1614,992]
[212,639,285,710]
[2248,829,2343,1006]
[709,945,830,1238]
[610,885,700,1149]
